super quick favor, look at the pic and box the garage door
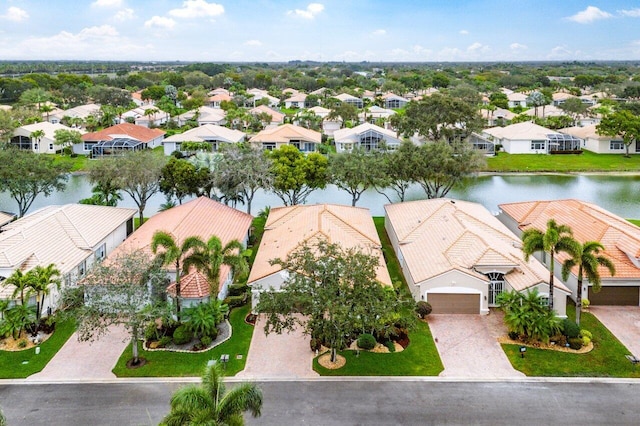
[588,286,639,305]
[428,293,480,314]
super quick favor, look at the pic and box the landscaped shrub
[172,325,193,345]
[568,337,583,350]
[227,283,249,297]
[158,336,172,348]
[582,299,590,309]
[206,327,219,341]
[385,340,396,353]
[581,336,591,346]
[144,322,159,340]
[508,331,519,340]
[200,335,212,347]
[357,333,376,350]
[18,339,27,349]
[310,337,322,352]
[415,301,433,319]
[562,319,580,338]
[580,329,592,340]
[223,294,247,308]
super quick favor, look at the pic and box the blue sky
[1,0,639,61]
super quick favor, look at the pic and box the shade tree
[268,145,328,206]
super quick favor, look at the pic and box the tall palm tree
[185,236,249,298]
[30,129,45,151]
[5,270,33,305]
[161,362,262,426]
[562,241,616,326]
[151,231,205,320]
[521,219,579,312]
[27,264,61,322]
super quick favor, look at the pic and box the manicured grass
[49,154,89,172]
[486,151,640,172]
[628,219,640,227]
[502,304,640,377]
[0,319,76,379]
[313,319,443,376]
[112,304,254,377]
[373,217,409,294]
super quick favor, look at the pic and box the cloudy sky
[1,0,639,62]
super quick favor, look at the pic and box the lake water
[1,173,639,219]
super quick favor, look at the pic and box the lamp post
[220,354,229,369]
[519,346,526,358]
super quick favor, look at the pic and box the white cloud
[459,29,469,35]
[244,39,262,46]
[1,6,29,22]
[91,0,123,7]
[510,42,528,51]
[547,45,574,59]
[467,42,489,54]
[144,16,176,29]
[437,47,463,61]
[619,8,640,17]
[566,6,612,24]
[287,3,324,19]
[372,29,386,36]
[114,8,135,21]
[80,25,119,37]
[169,0,224,18]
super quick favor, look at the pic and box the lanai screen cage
[547,134,582,154]
[469,132,495,156]
[91,137,144,157]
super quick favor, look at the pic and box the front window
[531,140,546,151]
[49,143,54,151]
[78,259,87,277]
[95,243,106,261]
[610,140,625,150]
[84,142,96,152]
[263,142,276,151]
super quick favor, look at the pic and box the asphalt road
[1,379,640,425]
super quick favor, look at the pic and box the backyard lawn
[0,319,75,379]
[502,304,640,377]
[486,151,640,172]
[112,304,254,377]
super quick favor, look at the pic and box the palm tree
[27,264,61,322]
[161,362,262,426]
[562,241,616,326]
[185,236,249,298]
[5,270,33,305]
[30,129,45,151]
[521,219,579,312]
[151,231,205,320]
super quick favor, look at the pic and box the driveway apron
[237,314,318,379]
[428,313,525,379]
[590,306,640,357]
[27,325,130,381]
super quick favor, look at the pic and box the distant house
[163,124,246,155]
[48,103,101,125]
[382,93,409,109]
[249,124,321,152]
[249,105,285,125]
[80,123,165,157]
[480,107,516,126]
[109,196,253,302]
[483,121,582,154]
[385,199,569,316]
[10,122,79,154]
[284,93,307,109]
[0,204,136,315]
[121,105,170,128]
[507,92,528,108]
[335,93,363,109]
[208,93,233,109]
[552,92,576,106]
[247,88,279,108]
[334,123,402,152]
[559,124,633,154]
[175,106,226,127]
[307,106,331,119]
[359,106,396,124]
[248,204,392,310]
[498,199,640,306]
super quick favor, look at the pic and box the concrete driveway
[237,314,318,379]
[428,312,524,379]
[590,306,640,357]
[27,325,129,381]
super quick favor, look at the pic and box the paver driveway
[237,314,318,379]
[590,306,640,357]
[428,312,525,379]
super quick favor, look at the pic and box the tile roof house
[334,93,363,109]
[483,121,582,154]
[10,122,80,154]
[559,124,629,154]
[247,88,280,108]
[79,123,165,156]
[176,106,226,127]
[498,199,640,306]
[284,93,307,109]
[208,93,233,108]
[385,199,569,316]
[480,107,516,126]
[0,204,136,313]
[121,104,170,128]
[382,93,409,109]
[0,212,15,227]
[249,105,285,125]
[334,122,402,153]
[109,196,253,300]
[249,124,321,152]
[359,106,396,124]
[248,204,392,309]
[48,103,101,125]
[507,92,528,108]
[163,124,246,155]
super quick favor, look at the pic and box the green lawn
[313,319,443,376]
[502,305,640,377]
[373,217,409,295]
[112,304,254,377]
[0,319,76,379]
[628,219,640,227]
[486,151,640,172]
[49,154,89,172]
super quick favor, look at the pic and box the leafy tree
[268,145,328,205]
[413,141,485,199]
[597,110,640,157]
[0,303,36,339]
[256,239,414,363]
[329,148,378,206]
[160,363,262,426]
[374,141,418,203]
[54,129,82,153]
[327,102,358,127]
[0,148,70,217]
[561,241,615,326]
[489,92,509,109]
[521,219,579,312]
[0,109,17,143]
[87,85,133,108]
[19,87,50,108]
[558,98,588,125]
[63,249,167,365]
[85,158,123,207]
[497,289,562,343]
[159,157,207,205]
[27,264,61,322]
[431,72,451,88]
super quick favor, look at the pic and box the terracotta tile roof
[249,105,285,122]
[164,124,245,143]
[167,268,211,299]
[209,93,232,102]
[385,199,566,293]
[82,123,165,143]
[499,199,640,280]
[248,204,392,286]
[249,123,321,144]
[109,197,253,289]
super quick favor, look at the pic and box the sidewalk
[27,325,130,381]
